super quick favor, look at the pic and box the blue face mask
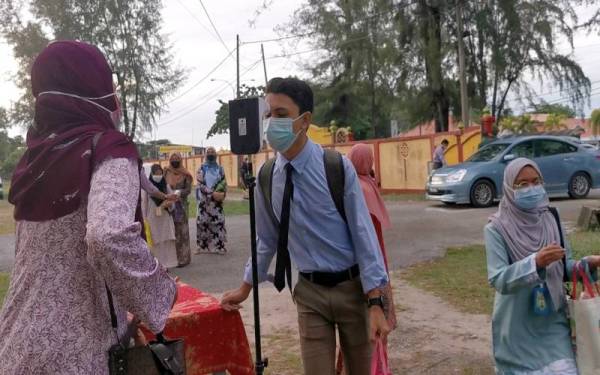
[514,185,547,210]
[265,113,306,153]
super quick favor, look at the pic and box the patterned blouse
[0,158,176,375]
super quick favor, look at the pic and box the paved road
[1,192,598,292]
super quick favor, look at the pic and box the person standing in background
[196,147,228,255]
[432,139,449,170]
[240,156,250,200]
[142,164,178,269]
[164,153,193,267]
[344,143,396,374]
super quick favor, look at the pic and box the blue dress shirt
[243,140,388,293]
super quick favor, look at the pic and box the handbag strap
[548,207,568,283]
[571,260,597,300]
[105,284,123,347]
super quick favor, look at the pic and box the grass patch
[0,181,13,235]
[261,329,303,375]
[403,245,493,315]
[568,230,600,260]
[0,200,14,236]
[187,196,249,218]
[0,273,9,307]
[403,231,600,316]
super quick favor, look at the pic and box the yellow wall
[307,124,332,145]
[462,131,482,160]
[148,130,483,192]
[379,139,431,190]
[218,154,239,188]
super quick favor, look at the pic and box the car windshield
[468,143,510,162]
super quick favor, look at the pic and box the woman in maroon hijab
[0,41,176,374]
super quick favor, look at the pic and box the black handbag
[106,287,186,375]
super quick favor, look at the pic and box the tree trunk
[116,72,130,136]
[131,68,141,140]
[495,77,516,125]
[419,0,449,133]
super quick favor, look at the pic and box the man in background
[432,139,449,170]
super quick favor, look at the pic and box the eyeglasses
[513,178,544,190]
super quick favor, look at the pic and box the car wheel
[470,180,495,208]
[568,172,591,199]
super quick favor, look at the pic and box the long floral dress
[0,158,176,374]
[196,164,228,254]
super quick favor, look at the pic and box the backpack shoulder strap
[323,149,347,224]
[258,158,279,226]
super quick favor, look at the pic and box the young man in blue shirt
[221,77,390,374]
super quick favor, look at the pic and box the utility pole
[456,0,469,127]
[236,34,241,98]
[261,44,268,86]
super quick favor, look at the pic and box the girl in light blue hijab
[486,158,600,374]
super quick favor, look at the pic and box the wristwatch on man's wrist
[367,295,385,309]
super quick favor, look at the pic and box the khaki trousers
[293,276,371,375]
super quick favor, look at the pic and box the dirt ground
[219,271,495,375]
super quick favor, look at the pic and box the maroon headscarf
[9,40,140,221]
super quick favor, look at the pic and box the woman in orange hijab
[164,153,193,267]
[338,143,396,375]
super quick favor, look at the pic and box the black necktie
[274,163,294,292]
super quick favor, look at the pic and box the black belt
[300,264,360,288]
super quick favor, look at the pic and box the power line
[165,49,235,105]
[198,0,233,56]
[242,33,317,45]
[173,0,217,41]
[264,34,373,60]
[510,79,600,104]
[158,59,262,127]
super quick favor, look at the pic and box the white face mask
[151,175,163,183]
[37,90,122,128]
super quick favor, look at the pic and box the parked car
[426,135,600,207]
[0,176,3,200]
[581,143,598,152]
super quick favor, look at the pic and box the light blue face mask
[264,113,306,153]
[514,184,547,210]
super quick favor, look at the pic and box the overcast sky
[1,1,600,149]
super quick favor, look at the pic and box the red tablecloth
[143,283,254,375]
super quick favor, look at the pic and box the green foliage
[280,0,591,136]
[500,114,537,134]
[543,113,568,131]
[532,101,576,118]
[0,130,24,179]
[0,0,186,139]
[0,146,25,178]
[207,84,264,139]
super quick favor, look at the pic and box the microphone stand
[245,159,268,375]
